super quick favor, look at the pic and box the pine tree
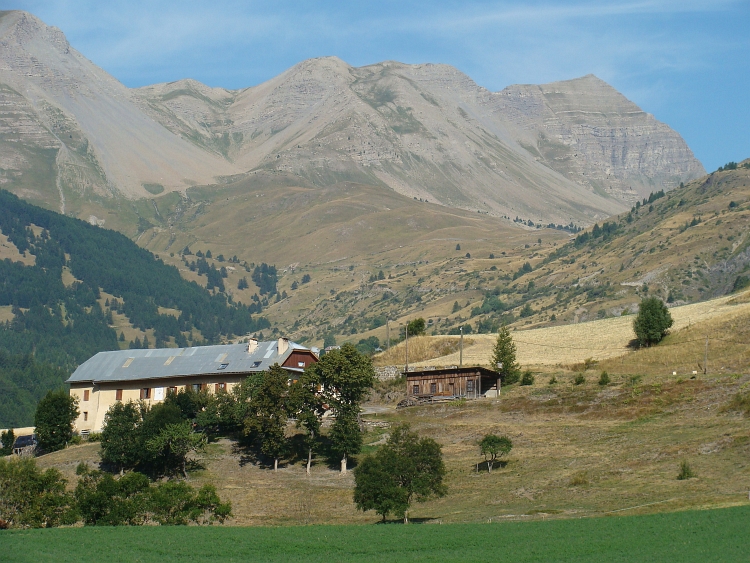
[490,325,520,384]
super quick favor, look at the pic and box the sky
[9,0,750,171]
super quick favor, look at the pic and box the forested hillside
[0,190,269,427]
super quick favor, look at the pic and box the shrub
[724,393,750,417]
[569,471,588,486]
[598,371,610,386]
[520,370,535,386]
[548,375,557,385]
[574,373,586,385]
[633,297,673,347]
[677,460,695,480]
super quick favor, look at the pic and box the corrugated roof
[67,340,308,384]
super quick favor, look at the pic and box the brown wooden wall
[282,350,318,370]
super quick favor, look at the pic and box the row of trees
[99,343,375,475]
[0,457,230,528]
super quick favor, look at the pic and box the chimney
[278,337,289,355]
[247,338,258,354]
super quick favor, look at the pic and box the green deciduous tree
[354,424,446,523]
[100,401,142,474]
[479,434,512,473]
[633,297,673,347]
[309,343,375,473]
[74,464,231,526]
[74,465,151,525]
[289,369,326,475]
[244,364,289,471]
[407,318,426,337]
[146,421,206,479]
[491,325,520,385]
[34,389,79,453]
[0,456,75,528]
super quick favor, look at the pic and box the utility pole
[704,336,708,375]
[459,326,463,367]
[405,323,409,374]
[386,319,390,352]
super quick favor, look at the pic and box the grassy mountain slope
[499,159,750,327]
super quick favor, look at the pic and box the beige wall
[71,374,247,433]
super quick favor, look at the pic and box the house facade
[405,366,502,399]
[67,338,317,433]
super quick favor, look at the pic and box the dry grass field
[376,291,750,371]
[37,366,750,526]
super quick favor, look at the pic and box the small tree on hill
[633,297,673,347]
[491,325,520,385]
[289,368,326,475]
[100,401,142,474]
[353,424,446,523]
[309,343,375,473]
[34,389,79,453]
[146,421,206,479]
[244,364,289,471]
[479,434,512,473]
[407,318,426,337]
[0,429,15,457]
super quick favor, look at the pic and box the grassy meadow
[3,506,749,563]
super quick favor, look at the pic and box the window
[140,388,151,400]
[430,383,437,394]
[168,386,178,395]
[215,383,226,393]
[252,361,262,368]
[467,380,474,393]
[83,390,90,401]
[412,385,419,395]
[298,361,305,367]
[217,363,229,370]
[115,389,123,401]
[192,384,201,392]
[83,412,88,422]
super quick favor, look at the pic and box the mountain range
[0,10,704,227]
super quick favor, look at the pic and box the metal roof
[405,366,501,378]
[67,340,308,384]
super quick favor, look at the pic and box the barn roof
[67,339,309,384]
[405,366,501,379]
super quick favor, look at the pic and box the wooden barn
[406,366,502,399]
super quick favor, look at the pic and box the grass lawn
[3,506,749,563]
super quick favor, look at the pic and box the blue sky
[10,0,750,171]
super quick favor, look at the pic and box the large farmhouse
[67,338,317,433]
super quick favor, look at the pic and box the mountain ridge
[0,10,703,227]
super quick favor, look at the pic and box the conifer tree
[490,325,520,385]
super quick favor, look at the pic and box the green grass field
[3,506,748,563]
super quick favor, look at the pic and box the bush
[574,373,586,385]
[34,389,79,453]
[677,460,695,480]
[598,371,610,386]
[569,471,589,486]
[548,376,557,385]
[520,370,535,386]
[633,297,673,347]
[0,456,75,528]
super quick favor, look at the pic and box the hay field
[393,292,750,368]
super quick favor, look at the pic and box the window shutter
[116,389,123,401]
[83,390,90,401]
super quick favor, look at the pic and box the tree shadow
[472,459,509,473]
[377,517,442,524]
